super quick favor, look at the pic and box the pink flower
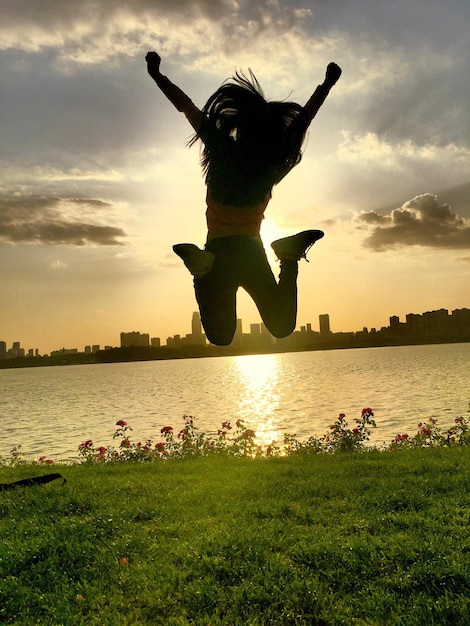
[116,420,128,427]
[160,426,173,434]
[155,442,165,450]
[393,433,409,442]
[79,439,93,450]
[96,446,107,456]
[352,428,360,435]
[338,413,346,420]
[242,429,256,439]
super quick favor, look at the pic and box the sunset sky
[1,0,469,354]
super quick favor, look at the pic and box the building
[7,342,25,358]
[120,331,150,347]
[187,312,206,345]
[50,347,78,356]
[191,312,203,336]
[319,314,331,335]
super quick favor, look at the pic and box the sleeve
[153,74,202,132]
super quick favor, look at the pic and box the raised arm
[146,51,202,132]
[303,62,342,123]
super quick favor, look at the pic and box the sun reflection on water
[234,353,282,447]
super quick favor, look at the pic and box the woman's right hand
[146,51,161,76]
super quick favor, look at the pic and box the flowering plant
[4,406,469,466]
[390,414,470,450]
[76,414,270,463]
[319,407,376,453]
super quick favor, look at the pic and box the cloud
[0,195,126,246]
[0,0,314,69]
[50,260,68,270]
[338,132,469,173]
[335,132,470,202]
[357,193,470,251]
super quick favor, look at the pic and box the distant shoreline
[1,337,469,370]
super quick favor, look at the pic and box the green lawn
[1,448,469,625]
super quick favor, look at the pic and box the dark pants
[194,236,299,346]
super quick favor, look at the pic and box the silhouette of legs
[193,236,299,345]
[173,231,324,346]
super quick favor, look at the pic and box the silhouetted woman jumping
[146,51,341,346]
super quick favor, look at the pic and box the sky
[1,0,469,354]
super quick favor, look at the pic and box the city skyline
[2,305,469,359]
[1,1,469,355]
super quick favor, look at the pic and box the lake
[1,343,469,461]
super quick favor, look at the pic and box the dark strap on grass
[0,473,66,491]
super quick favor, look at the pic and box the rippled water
[1,343,469,460]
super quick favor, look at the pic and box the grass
[1,448,469,625]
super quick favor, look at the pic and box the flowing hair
[190,71,309,206]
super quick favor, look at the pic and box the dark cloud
[357,193,470,251]
[0,195,126,246]
[1,0,302,33]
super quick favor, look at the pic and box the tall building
[8,342,25,358]
[191,311,203,336]
[187,312,206,346]
[390,315,400,328]
[319,314,331,335]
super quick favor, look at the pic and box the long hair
[190,72,309,206]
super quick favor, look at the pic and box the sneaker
[173,243,215,278]
[271,230,324,262]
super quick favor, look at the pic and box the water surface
[1,343,468,460]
